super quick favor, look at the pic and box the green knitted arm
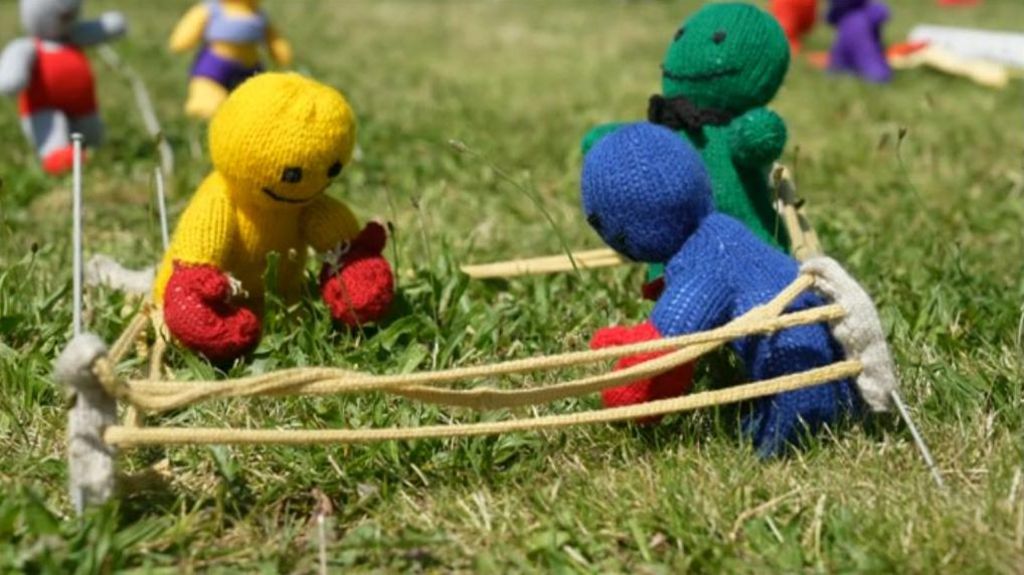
[729,108,787,168]
[581,123,627,155]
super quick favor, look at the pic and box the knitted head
[210,72,357,207]
[661,3,789,113]
[20,0,83,40]
[826,0,868,24]
[581,123,712,263]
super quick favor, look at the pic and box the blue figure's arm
[69,12,127,47]
[650,225,734,337]
[581,122,628,155]
[729,107,787,168]
[0,38,36,96]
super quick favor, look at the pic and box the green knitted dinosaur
[583,3,791,269]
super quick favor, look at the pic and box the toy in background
[583,123,860,457]
[153,73,394,363]
[769,0,818,53]
[0,0,126,175]
[827,0,892,83]
[169,0,293,119]
[583,3,792,286]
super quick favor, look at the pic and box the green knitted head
[661,3,789,113]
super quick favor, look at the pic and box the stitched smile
[261,185,330,204]
[661,66,741,82]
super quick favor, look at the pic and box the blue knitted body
[582,123,859,457]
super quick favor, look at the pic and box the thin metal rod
[72,134,84,337]
[890,389,946,490]
[154,167,169,252]
[317,514,328,574]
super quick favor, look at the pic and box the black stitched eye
[674,27,685,40]
[586,212,602,231]
[713,30,727,44]
[327,161,343,178]
[281,167,303,183]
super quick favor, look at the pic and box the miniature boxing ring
[56,156,943,512]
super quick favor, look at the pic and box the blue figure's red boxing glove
[590,321,695,422]
[163,263,262,362]
[320,222,395,327]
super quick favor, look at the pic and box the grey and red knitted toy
[0,0,126,175]
[583,123,860,457]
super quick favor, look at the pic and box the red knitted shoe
[320,222,395,327]
[163,263,261,362]
[42,146,78,176]
[590,321,695,423]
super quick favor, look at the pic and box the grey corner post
[58,133,117,513]
[55,334,117,513]
[800,256,946,490]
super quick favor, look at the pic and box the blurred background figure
[827,0,892,83]
[770,0,818,53]
[0,0,126,175]
[169,0,292,119]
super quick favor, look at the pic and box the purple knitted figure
[827,0,892,83]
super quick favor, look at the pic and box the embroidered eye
[713,30,727,44]
[281,167,303,183]
[587,212,603,231]
[327,161,343,178]
[674,27,685,40]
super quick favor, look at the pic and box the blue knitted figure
[582,123,860,457]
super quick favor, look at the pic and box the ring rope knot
[91,356,129,400]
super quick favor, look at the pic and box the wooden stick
[461,248,626,278]
[772,164,823,262]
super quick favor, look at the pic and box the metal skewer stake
[890,389,946,490]
[72,133,84,336]
[155,167,169,252]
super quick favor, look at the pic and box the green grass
[2,0,1024,571]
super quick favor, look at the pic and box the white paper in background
[909,24,1024,69]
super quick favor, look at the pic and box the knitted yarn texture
[154,72,394,361]
[582,3,791,261]
[582,123,859,457]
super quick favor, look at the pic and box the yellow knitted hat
[209,72,357,206]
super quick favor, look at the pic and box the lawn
[1,0,1023,572]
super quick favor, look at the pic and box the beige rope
[101,276,833,413]
[107,305,152,365]
[103,360,862,447]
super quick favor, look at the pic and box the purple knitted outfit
[827,0,892,83]
[190,1,267,90]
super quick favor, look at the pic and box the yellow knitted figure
[155,72,395,362]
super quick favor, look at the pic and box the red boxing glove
[590,321,695,423]
[163,262,262,363]
[320,222,395,327]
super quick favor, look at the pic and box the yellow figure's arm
[302,194,360,253]
[266,24,293,66]
[153,174,237,302]
[169,4,210,53]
